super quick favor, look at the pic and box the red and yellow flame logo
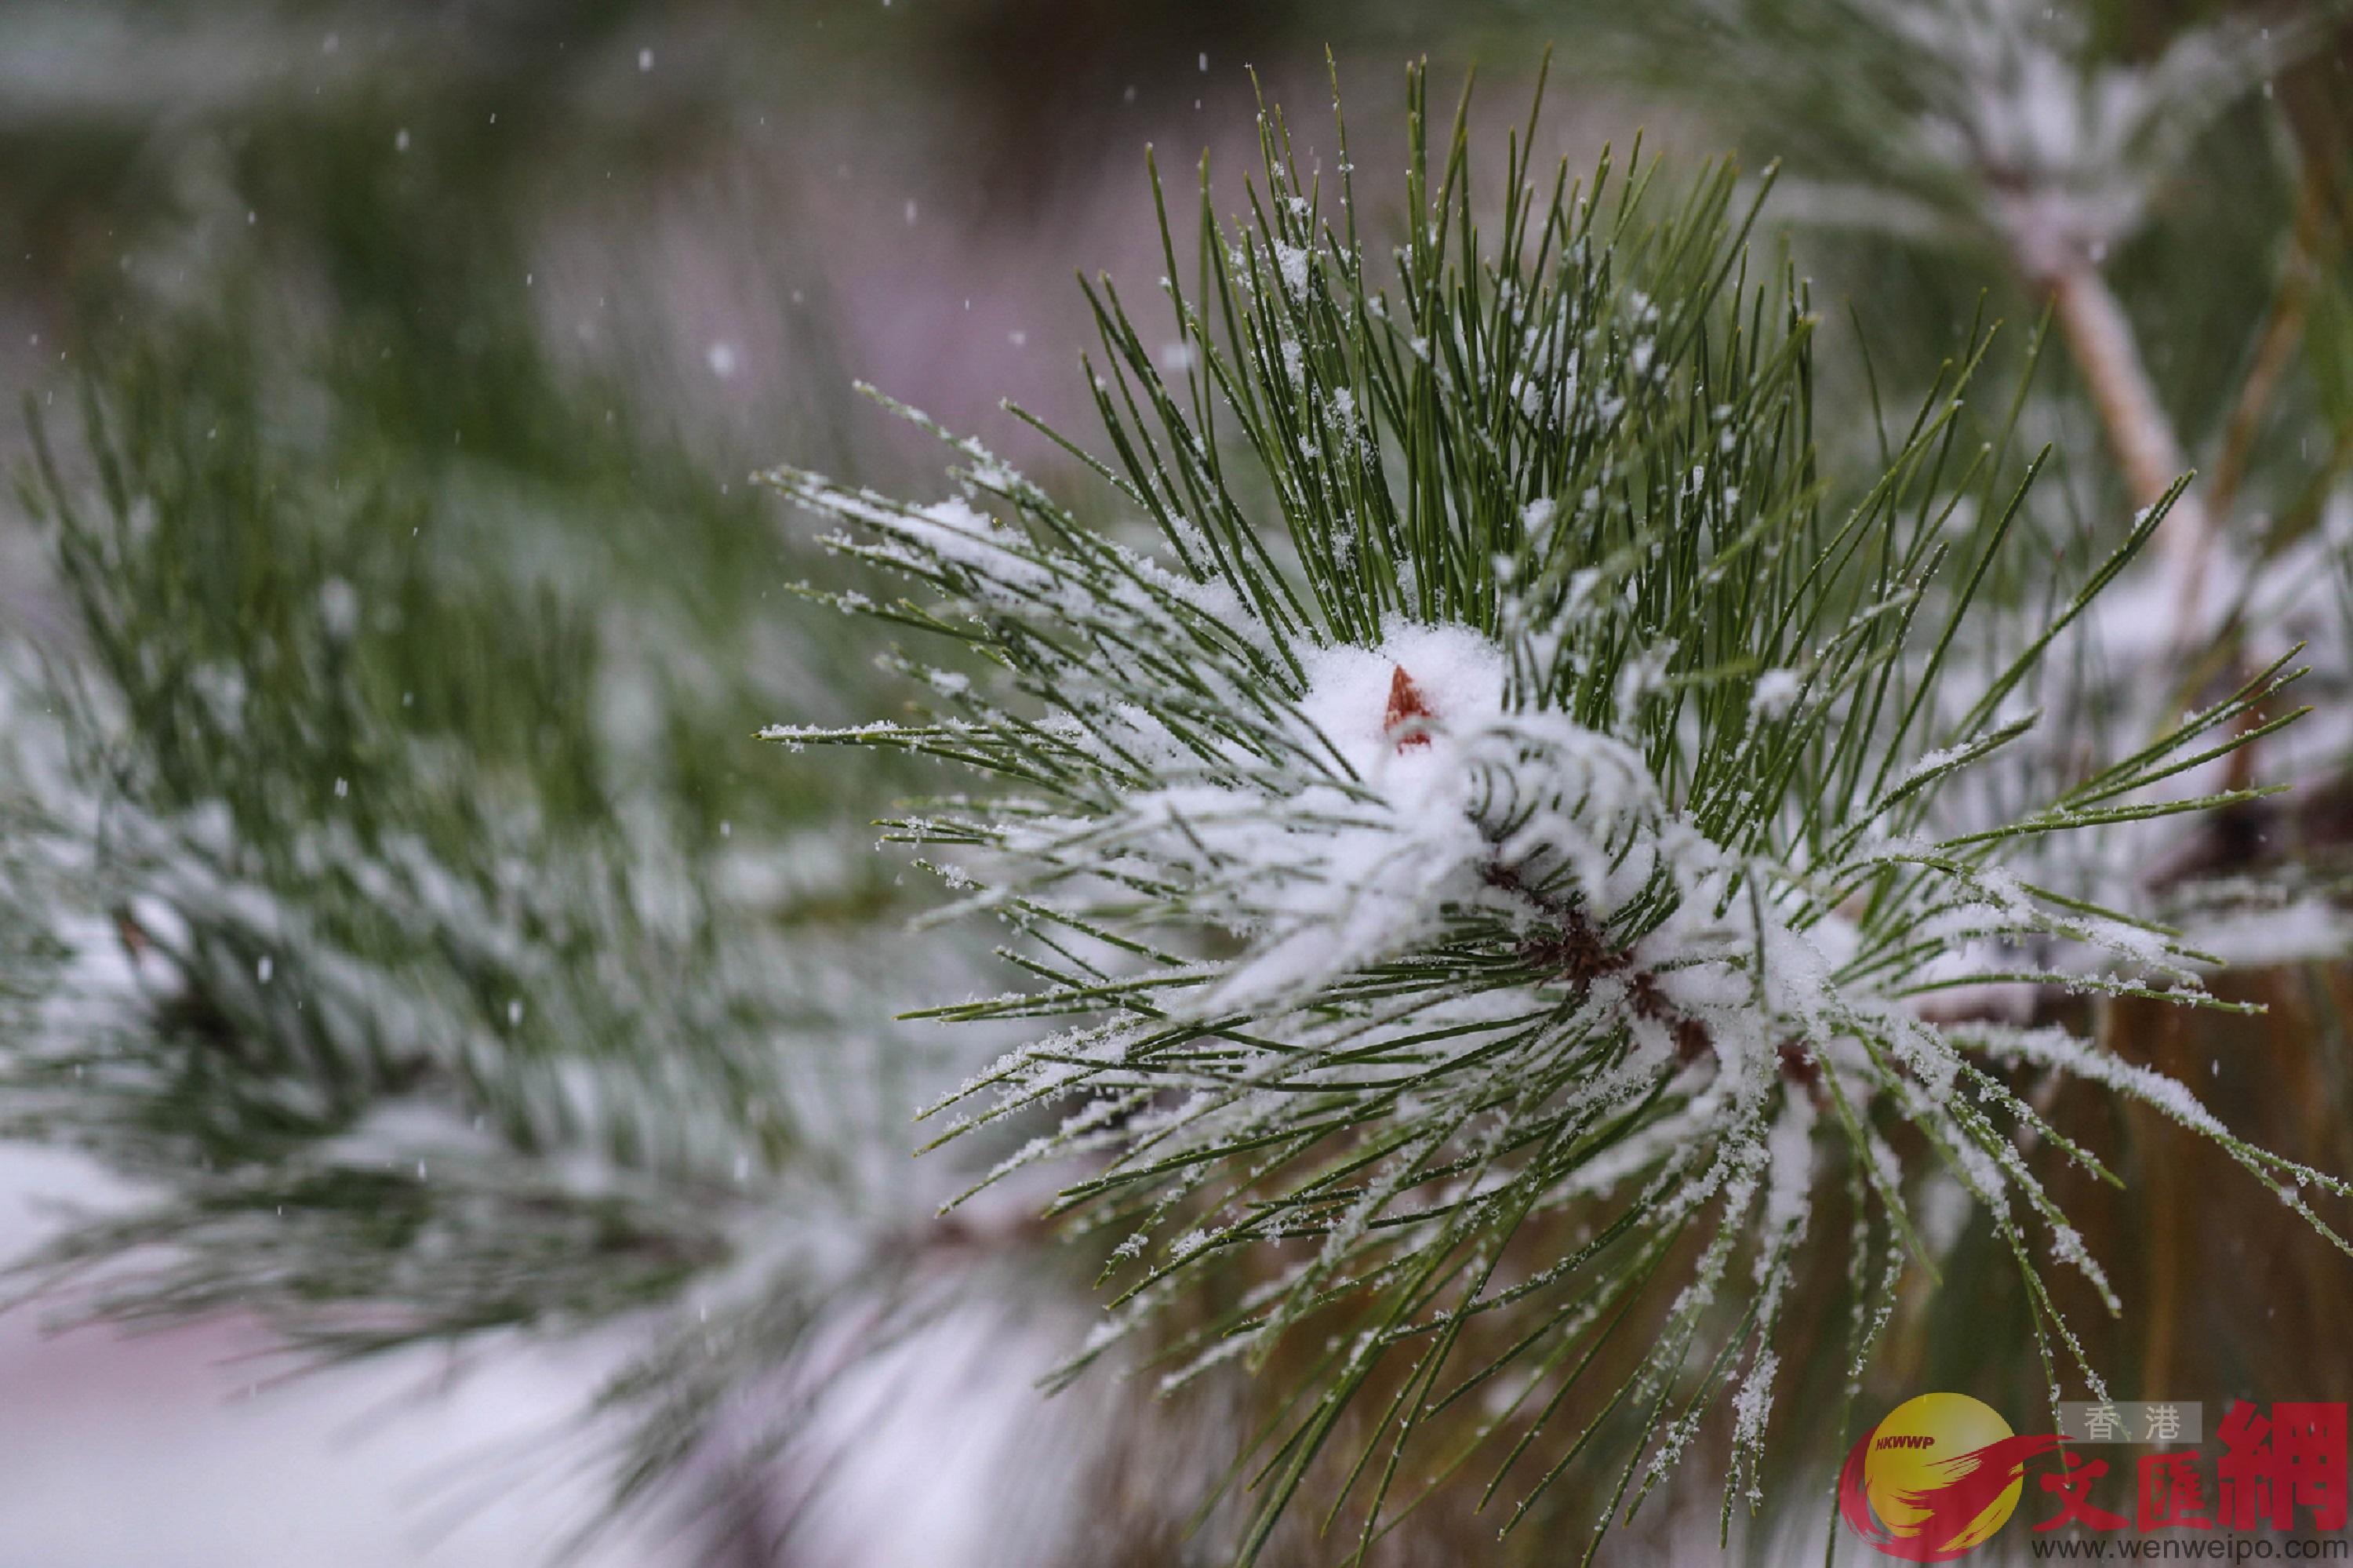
[1838,1393,2065,1560]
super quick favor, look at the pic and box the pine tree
[3,4,2350,1562]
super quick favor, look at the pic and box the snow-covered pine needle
[763,64,2335,1563]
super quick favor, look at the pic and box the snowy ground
[0,1142,1150,1568]
[0,1144,683,1568]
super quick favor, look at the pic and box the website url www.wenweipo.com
[2029,1541,2352,1561]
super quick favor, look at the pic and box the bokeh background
[2,2,2351,1564]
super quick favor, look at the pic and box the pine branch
[1579,0,2339,668]
[0,282,1072,1561]
[762,64,2344,1562]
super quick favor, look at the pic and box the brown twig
[2046,263,2216,636]
[2208,167,2335,523]
[2038,169,2337,881]
[1486,863,1821,1091]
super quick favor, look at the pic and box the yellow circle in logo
[1861,1392,2021,1553]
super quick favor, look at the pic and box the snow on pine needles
[760,68,2349,1563]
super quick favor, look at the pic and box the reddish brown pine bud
[1385,665,1435,749]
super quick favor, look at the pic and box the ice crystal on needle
[761,67,2347,1563]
